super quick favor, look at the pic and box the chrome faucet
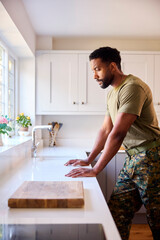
[31,125,52,157]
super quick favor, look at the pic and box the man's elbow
[110,130,127,143]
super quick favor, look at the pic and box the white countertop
[0,146,121,240]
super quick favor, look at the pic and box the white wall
[55,37,160,51]
[41,115,104,147]
[19,58,36,133]
[36,36,52,50]
[40,113,160,147]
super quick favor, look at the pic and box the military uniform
[106,75,160,240]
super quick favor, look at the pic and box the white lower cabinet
[93,153,127,203]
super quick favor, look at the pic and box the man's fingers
[65,168,84,177]
[72,161,81,166]
[64,160,77,166]
[65,168,95,178]
[64,159,89,167]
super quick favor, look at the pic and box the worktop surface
[0,146,121,240]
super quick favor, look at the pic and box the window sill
[0,136,32,153]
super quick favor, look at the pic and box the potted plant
[16,113,32,136]
[0,115,12,146]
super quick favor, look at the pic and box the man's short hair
[89,47,121,70]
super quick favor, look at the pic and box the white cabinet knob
[153,102,160,105]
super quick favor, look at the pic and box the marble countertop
[0,146,121,240]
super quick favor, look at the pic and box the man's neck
[111,73,128,88]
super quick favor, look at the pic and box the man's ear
[110,62,117,72]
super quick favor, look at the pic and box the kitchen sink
[32,156,75,161]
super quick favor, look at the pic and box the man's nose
[94,72,99,79]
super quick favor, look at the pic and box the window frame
[0,39,18,135]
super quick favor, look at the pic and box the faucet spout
[31,125,52,157]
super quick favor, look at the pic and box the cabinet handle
[158,102,160,105]
[50,61,52,103]
[73,102,78,105]
[81,102,85,104]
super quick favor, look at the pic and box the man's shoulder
[120,74,150,93]
[124,74,147,86]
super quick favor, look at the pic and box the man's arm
[65,112,137,177]
[93,112,137,174]
[64,115,113,166]
[85,115,113,164]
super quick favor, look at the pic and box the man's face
[90,58,114,89]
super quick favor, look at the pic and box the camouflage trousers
[108,146,160,240]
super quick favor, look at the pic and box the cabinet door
[115,153,126,179]
[106,156,116,202]
[121,54,154,95]
[50,54,78,112]
[78,54,108,113]
[36,53,78,114]
[92,156,116,203]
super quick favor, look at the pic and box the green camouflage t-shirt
[106,74,160,149]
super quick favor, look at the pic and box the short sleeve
[106,91,111,116]
[105,107,110,116]
[118,84,147,116]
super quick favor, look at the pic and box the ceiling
[22,0,160,39]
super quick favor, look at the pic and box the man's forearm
[93,131,125,174]
[87,128,110,164]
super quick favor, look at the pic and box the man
[65,47,160,240]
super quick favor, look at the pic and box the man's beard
[98,74,114,89]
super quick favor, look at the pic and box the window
[0,46,5,114]
[8,56,15,122]
[0,42,16,133]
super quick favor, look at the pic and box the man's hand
[65,168,96,178]
[64,159,89,166]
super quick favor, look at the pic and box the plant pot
[18,127,29,137]
[19,127,28,131]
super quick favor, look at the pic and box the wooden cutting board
[8,181,84,208]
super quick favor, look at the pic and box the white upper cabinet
[36,51,160,115]
[121,54,154,94]
[78,54,108,112]
[121,53,160,113]
[36,53,79,113]
[36,52,107,115]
